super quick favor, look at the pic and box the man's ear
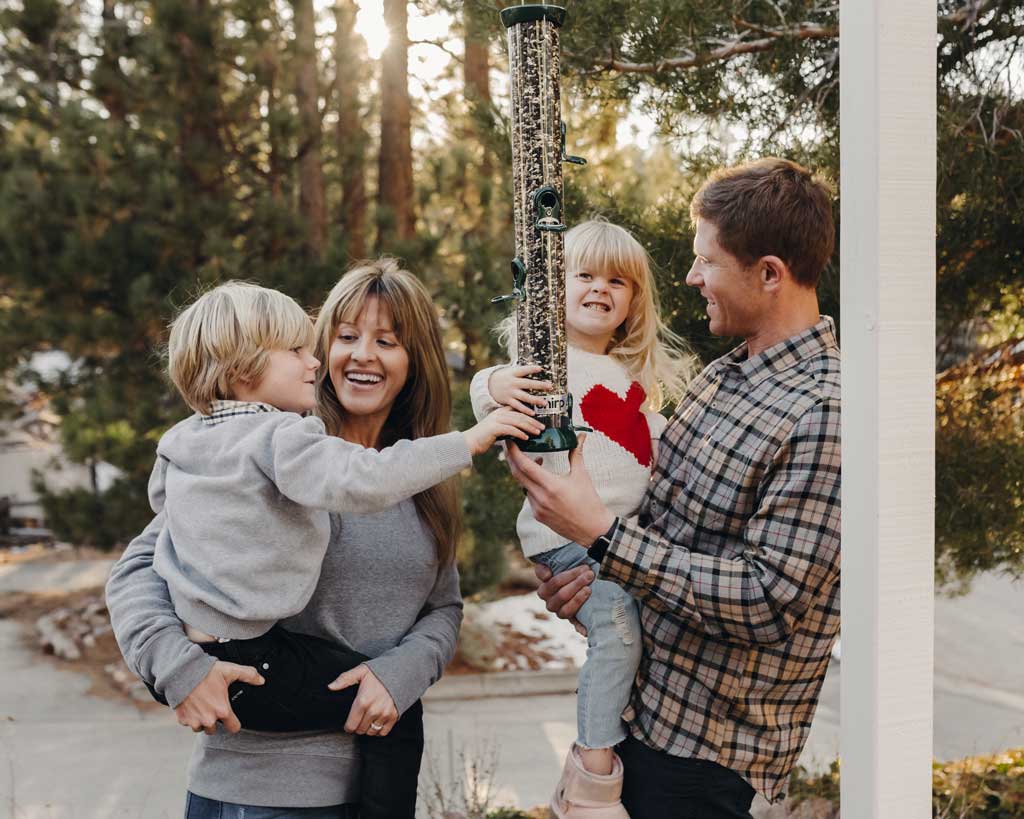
[759,256,790,292]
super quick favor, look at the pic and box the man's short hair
[690,158,835,288]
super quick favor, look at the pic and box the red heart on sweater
[579,382,653,467]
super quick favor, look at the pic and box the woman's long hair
[313,258,462,566]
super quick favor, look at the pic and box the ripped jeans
[532,542,643,750]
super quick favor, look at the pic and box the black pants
[150,626,423,819]
[618,735,756,819]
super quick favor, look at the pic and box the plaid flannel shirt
[201,399,279,427]
[600,316,841,803]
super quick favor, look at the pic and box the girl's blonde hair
[497,218,696,410]
[168,281,315,414]
[313,258,462,566]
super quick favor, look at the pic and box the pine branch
[566,23,838,75]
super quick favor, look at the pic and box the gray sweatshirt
[106,500,462,807]
[149,409,470,639]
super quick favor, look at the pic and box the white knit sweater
[470,346,667,558]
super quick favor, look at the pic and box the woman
[106,259,467,817]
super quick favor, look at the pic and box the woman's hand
[464,407,545,456]
[174,661,265,735]
[488,365,553,414]
[328,664,400,737]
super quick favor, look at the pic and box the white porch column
[839,0,936,816]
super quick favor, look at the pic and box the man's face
[685,219,764,338]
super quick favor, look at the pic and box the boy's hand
[328,664,399,737]
[174,661,265,735]
[488,365,553,414]
[464,407,545,456]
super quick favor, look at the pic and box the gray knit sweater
[106,500,463,807]
[149,409,470,639]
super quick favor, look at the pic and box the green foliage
[452,384,519,596]
[935,344,1024,587]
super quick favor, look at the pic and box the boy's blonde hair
[497,218,696,410]
[168,281,315,414]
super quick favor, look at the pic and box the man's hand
[328,664,399,737]
[174,661,265,736]
[506,435,615,546]
[534,562,595,635]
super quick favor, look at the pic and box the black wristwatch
[586,519,619,564]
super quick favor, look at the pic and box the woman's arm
[361,560,463,716]
[104,511,216,707]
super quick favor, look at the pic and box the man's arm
[512,401,841,647]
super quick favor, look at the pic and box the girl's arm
[469,364,504,420]
[104,511,217,707]
[470,364,552,420]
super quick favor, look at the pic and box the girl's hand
[328,664,399,737]
[464,407,545,456]
[488,365,553,415]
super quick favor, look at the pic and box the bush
[35,474,151,550]
[786,749,1024,817]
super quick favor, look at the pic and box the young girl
[470,219,695,819]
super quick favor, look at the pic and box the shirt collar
[201,399,279,427]
[714,316,838,386]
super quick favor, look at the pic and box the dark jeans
[618,735,756,819]
[152,626,424,819]
[184,793,358,818]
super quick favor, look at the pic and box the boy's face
[565,267,634,352]
[686,218,765,339]
[250,347,320,413]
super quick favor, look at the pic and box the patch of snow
[473,592,588,670]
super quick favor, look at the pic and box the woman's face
[328,296,410,424]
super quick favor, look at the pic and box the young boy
[146,281,540,818]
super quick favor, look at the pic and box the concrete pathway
[0,566,1021,816]
[0,559,116,595]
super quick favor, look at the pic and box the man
[507,157,841,818]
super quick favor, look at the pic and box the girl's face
[328,296,410,424]
[565,268,635,353]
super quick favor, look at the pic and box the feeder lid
[500,4,567,29]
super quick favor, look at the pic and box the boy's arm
[104,511,216,707]
[469,365,504,421]
[363,560,464,715]
[271,416,472,515]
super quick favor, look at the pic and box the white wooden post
[839,0,936,816]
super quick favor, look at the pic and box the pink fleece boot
[549,745,630,819]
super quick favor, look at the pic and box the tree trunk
[334,0,367,260]
[457,2,494,372]
[376,0,415,251]
[292,0,327,259]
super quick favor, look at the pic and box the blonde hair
[313,258,462,566]
[168,281,315,414]
[497,218,696,410]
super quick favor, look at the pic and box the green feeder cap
[500,4,567,29]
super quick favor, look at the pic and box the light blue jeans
[532,542,643,749]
